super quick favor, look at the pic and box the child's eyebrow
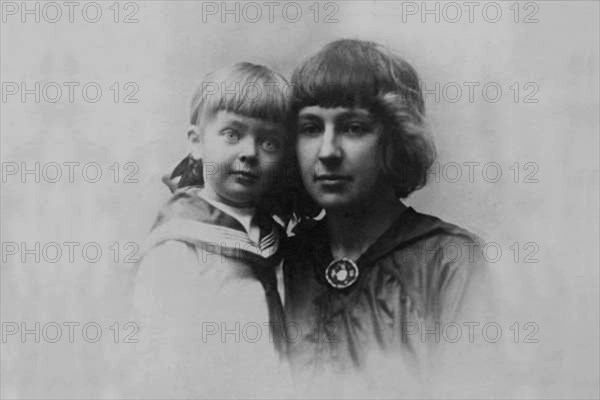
[222,119,249,130]
[256,126,282,136]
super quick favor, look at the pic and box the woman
[282,39,497,396]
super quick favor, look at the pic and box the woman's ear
[187,125,203,159]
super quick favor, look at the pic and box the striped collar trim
[143,218,280,259]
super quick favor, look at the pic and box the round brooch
[325,258,359,289]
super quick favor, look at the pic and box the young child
[133,62,293,398]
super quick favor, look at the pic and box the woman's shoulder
[364,209,492,322]
[402,207,483,244]
[366,207,487,283]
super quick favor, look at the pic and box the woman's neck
[326,191,406,261]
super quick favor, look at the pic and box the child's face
[193,110,287,207]
[296,106,385,210]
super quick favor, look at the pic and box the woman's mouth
[314,174,352,184]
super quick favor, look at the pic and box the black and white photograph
[1,1,599,398]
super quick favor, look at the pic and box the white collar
[197,189,262,243]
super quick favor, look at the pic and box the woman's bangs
[292,58,384,110]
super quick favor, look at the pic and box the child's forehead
[213,110,286,132]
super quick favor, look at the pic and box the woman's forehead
[297,106,373,119]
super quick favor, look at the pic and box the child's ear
[187,125,203,159]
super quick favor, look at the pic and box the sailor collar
[293,206,449,289]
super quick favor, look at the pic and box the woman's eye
[345,123,367,136]
[298,123,321,136]
[260,138,281,153]
[222,129,240,143]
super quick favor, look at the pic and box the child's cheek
[265,154,286,179]
[263,161,281,181]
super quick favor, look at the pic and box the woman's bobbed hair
[290,39,436,200]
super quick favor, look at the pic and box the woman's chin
[314,195,365,213]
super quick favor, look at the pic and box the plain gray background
[1,1,599,398]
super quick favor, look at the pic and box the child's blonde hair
[190,62,291,129]
[184,62,296,219]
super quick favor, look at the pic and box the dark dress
[283,206,495,387]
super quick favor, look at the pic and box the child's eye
[260,138,281,153]
[298,123,322,136]
[221,128,240,143]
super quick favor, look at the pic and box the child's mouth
[230,170,259,182]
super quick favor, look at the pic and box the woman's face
[296,106,386,211]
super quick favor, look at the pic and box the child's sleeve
[131,240,209,398]
[131,240,293,398]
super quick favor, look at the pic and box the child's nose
[239,136,258,160]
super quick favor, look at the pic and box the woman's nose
[318,126,341,162]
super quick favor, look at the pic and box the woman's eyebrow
[297,114,320,121]
[336,111,374,122]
